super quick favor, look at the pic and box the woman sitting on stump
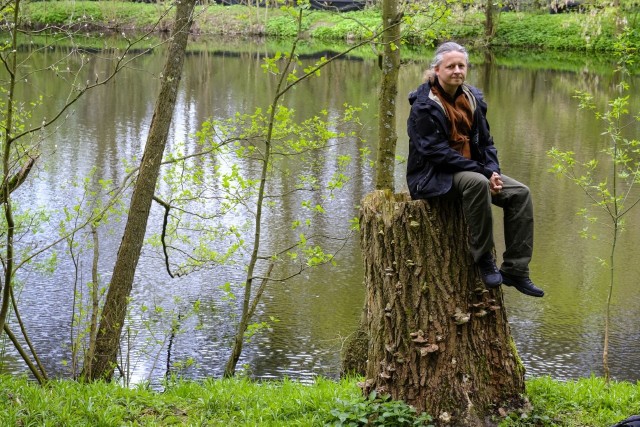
[406,41,544,298]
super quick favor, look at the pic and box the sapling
[547,28,639,383]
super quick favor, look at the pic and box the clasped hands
[490,172,503,195]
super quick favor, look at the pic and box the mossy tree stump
[360,190,525,425]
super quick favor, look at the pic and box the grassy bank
[1,374,639,426]
[17,1,639,51]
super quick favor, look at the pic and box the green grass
[15,1,640,52]
[21,1,170,30]
[0,375,365,426]
[509,376,640,426]
[1,374,639,426]
[493,10,623,51]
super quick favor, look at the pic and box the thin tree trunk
[223,264,274,377]
[84,225,101,380]
[485,0,496,40]
[360,190,525,424]
[375,0,401,192]
[222,12,306,379]
[0,0,21,337]
[4,325,45,384]
[9,287,48,382]
[0,2,46,372]
[341,0,401,376]
[89,0,197,381]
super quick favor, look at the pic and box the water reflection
[2,38,640,384]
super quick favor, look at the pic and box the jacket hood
[408,82,430,106]
[409,81,479,114]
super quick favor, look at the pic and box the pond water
[2,37,640,384]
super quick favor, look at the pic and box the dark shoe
[500,270,545,297]
[476,253,502,289]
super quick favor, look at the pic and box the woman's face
[434,51,467,95]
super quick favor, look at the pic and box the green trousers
[448,171,534,277]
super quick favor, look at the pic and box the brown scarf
[431,83,473,159]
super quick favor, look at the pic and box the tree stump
[360,190,525,425]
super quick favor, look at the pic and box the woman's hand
[490,172,503,195]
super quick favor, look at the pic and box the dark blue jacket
[406,81,500,199]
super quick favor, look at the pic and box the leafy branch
[547,27,639,382]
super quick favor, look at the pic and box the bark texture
[89,0,196,381]
[485,0,496,39]
[361,190,525,425]
[374,0,401,192]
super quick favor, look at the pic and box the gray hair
[423,41,469,83]
[430,41,469,68]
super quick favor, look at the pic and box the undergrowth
[1,374,639,426]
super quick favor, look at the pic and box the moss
[509,337,526,380]
[340,326,368,377]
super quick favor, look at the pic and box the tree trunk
[374,0,401,192]
[340,0,401,376]
[361,190,525,425]
[89,0,196,381]
[484,0,496,40]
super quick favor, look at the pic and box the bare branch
[7,7,178,144]
[153,195,178,279]
[0,154,39,204]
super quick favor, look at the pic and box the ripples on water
[3,41,640,385]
